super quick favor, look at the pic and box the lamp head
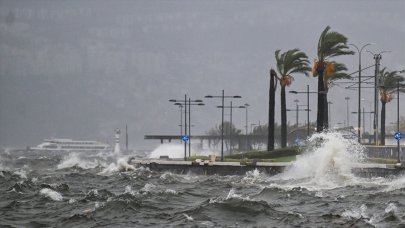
[205,95,213,98]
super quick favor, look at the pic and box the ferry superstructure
[30,139,110,152]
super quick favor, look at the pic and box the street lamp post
[350,43,373,143]
[367,50,390,145]
[205,90,241,161]
[362,98,373,133]
[328,101,333,128]
[250,123,257,133]
[397,79,400,163]
[345,97,350,128]
[217,101,245,155]
[286,107,311,135]
[175,104,183,143]
[170,96,204,160]
[351,109,375,143]
[244,103,249,151]
[289,85,321,137]
[294,99,299,127]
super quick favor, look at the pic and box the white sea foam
[57,153,103,169]
[342,204,368,219]
[14,169,28,179]
[241,169,264,184]
[97,144,136,174]
[165,189,177,195]
[381,175,405,192]
[99,156,135,174]
[140,183,156,194]
[271,132,366,190]
[384,202,398,214]
[225,188,250,201]
[124,185,136,195]
[183,213,194,221]
[40,188,63,201]
[149,144,186,158]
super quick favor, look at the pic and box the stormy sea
[1,132,405,227]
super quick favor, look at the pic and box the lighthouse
[114,128,121,154]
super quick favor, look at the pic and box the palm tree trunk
[380,101,386,145]
[281,86,287,147]
[268,70,276,151]
[316,63,325,132]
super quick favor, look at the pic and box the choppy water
[2,133,405,227]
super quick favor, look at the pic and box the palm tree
[378,68,405,145]
[275,48,311,147]
[268,69,277,151]
[323,62,350,127]
[313,26,354,132]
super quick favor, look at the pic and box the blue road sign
[294,137,301,145]
[394,132,403,141]
[182,135,189,142]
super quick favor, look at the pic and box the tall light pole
[217,102,245,154]
[397,79,400,163]
[290,85,320,137]
[345,97,350,128]
[250,123,257,133]
[367,50,390,145]
[350,43,373,143]
[307,85,310,136]
[294,99,299,127]
[286,106,309,125]
[170,96,204,160]
[175,100,204,157]
[328,101,333,128]
[362,98,373,133]
[351,109,375,142]
[205,90,241,161]
[172,104,183,142]
[243,103,249,151]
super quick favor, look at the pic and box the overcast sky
[0,0,404,149]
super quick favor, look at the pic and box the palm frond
[317,26,354,61]
[379,67,405,93]
[274,48,311,84]
[328,62,350,81]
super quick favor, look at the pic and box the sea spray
[98,149,135,174]
[149,143,219,159]
[40,188,63,201]
[57,152,106,169]
[272,132,366,190]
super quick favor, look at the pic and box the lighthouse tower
[114,128,121,154]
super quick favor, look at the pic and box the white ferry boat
[30,138,110,152]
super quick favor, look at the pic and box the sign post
[182,135,190,143]
[394,132,403,141]
[394,132,403,164]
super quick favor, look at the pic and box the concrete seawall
[133,159,288,176]
[131,159,405,177]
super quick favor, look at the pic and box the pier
[130,159,405,177]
